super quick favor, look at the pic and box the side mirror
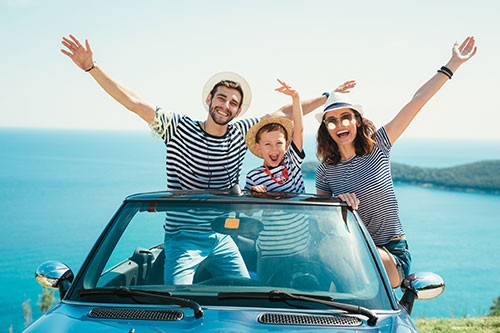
[399,272,445,315]
[35,261,74,299]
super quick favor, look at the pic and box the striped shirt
[255,209,310,258]
[154,109,259,191]
[245,142,309,258]
[244,141,306,193]
[152,109,259,232]
[315,127,405,246]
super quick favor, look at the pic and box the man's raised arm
[61,34,156,124]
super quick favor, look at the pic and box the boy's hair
[209,80,245,108]
[255,123,289,143]
[316,111,377,165]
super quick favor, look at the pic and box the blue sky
[0,0,498,140]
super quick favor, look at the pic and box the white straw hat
[202,72,252,117]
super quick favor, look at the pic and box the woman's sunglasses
[323,113,355,130]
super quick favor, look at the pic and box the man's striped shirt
[154,109,259,191]
[153,109,259,232]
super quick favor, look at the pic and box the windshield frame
[65,192,397,311]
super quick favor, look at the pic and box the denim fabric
[164,230,250,285]
[384,239,412,280]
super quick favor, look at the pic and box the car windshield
[69,195,392,310]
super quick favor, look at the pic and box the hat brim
[315,104,364,123]
[245,117,293,157]
[202,72,252,117]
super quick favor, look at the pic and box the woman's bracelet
[437,65,453,79]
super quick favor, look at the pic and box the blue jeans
[384,239,412,280]
[164,230,250,285]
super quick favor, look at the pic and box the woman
[315,36,477,288]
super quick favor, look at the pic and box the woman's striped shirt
[315,127,405,246]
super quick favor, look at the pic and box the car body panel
[26,301,417,332]
[26,190,441,332]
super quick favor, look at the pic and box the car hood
[24,302,416,332]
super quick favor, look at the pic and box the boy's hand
[251,185,268,193]
[275,79,299,98]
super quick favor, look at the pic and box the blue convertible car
[27,190,444,332]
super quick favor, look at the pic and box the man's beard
[208,105,235,126]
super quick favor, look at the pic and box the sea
[1,128,499,332]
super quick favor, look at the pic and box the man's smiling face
[207,86,242,125]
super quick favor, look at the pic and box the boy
[245,79,305,193]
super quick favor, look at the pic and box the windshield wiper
[79,287,204,319]
[218,290,377,326]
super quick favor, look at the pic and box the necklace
[200,120,235,189]
[263,162,289,185]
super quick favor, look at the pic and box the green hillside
[302,160,500,194]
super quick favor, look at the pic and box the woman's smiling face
[323,108,359,147]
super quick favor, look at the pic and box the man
[60,34,333,284]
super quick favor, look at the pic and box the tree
[37,287,55,313]
[490,296,500,316]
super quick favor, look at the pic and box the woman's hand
[451,36,477,65]
[446,36,477,73]
[338,192,359,210]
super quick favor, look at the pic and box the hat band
[324,102,353,112]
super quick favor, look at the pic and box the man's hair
[316,111,377,165]
[209,80,244,108]
[255,123,288,143]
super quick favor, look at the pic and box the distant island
[302,160,500,194]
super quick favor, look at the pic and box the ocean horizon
[1,128,499,332]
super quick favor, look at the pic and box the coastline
[302,160,500,195]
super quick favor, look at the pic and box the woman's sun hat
[315,92,363,123]
[202,71,252,117]
[245,116,293,157]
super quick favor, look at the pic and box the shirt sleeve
[315,163,331,194]
[149,108,185,143]
[244,169,258,190]
[376,126,392,157]
[232,117,260,137]
[288,141,306,165]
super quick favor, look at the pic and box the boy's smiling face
[255,129,288,167]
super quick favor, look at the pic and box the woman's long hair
[316,111,377,165]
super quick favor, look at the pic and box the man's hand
[333,80,357,94]
[61,34,95,72]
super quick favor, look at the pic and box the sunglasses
[323,113,356,130]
